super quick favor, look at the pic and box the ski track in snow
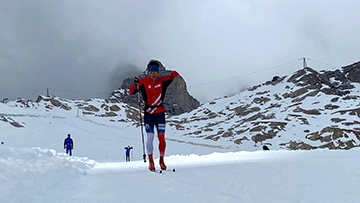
[2,146,360,203]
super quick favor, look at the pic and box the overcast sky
[1,0,360,103]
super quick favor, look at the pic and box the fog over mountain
[1,1,360,102]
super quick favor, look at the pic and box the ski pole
[137,87,147,162]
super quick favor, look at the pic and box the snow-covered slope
[0,95,222,161]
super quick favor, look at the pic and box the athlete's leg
[158,131,166,156]
[144,113,155,155]
[156,112,166,156]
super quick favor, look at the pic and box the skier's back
[64,134,73,156]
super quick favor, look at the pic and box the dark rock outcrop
[110,61,200,115]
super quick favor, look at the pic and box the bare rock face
[110,61,200,115]
[287,66,355,96]
[343,61,360,82]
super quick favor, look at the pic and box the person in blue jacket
[124,146,133,162]
[64,134,73,156]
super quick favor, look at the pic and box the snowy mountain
[168,61,360,151]
[2,61,360,152]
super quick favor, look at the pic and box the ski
[159,168,176,174]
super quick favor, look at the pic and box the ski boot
[159,156,167,170]
[148,154,155,172]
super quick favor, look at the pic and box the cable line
[48,88,110,95]
[305,57,340,69]
[189,58,302,88]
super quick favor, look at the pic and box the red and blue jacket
[129,71,179,114]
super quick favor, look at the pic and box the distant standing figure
[64,134,74,156]
[124,146,133,162]
[263,145,270,151]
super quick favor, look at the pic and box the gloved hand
[170,70,179,79]
[134,77,139,86]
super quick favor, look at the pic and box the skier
[64,134,74,156]
[124,146,133,162]
[129,59,179,171]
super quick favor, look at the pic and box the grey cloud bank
[1,0,360,102]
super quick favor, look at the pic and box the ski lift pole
[137,87,147,162]
[131,149,133,162]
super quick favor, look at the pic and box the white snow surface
[1,99,360,203]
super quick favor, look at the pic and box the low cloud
[1,1,360,102]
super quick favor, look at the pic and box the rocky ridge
[0,96,141,128]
